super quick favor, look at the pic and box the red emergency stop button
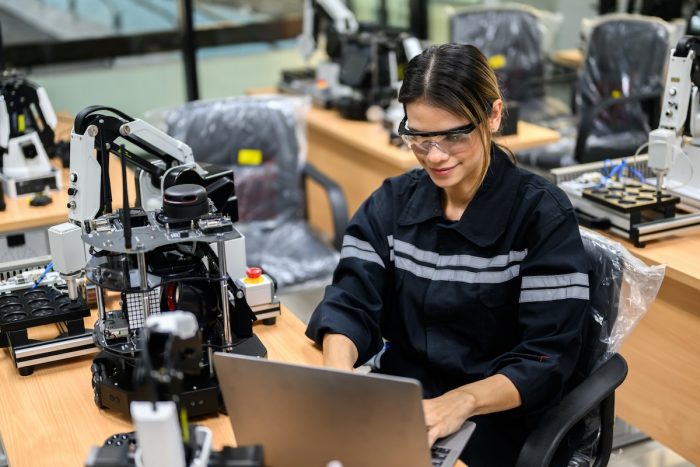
[246,267,262,278]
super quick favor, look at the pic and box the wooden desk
[305,106,560,238]
[0,310,468,467]
[550,48,584,69]
[0,310,321,467]
[612,234,700,464]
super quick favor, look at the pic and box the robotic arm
[648,36,700,192]
[299,0,359,62]
[0,75,57,157]
[67,106,236,228]
[0,75,64,194]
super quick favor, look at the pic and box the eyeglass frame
[397,115,479,156]
[397,115,477,139]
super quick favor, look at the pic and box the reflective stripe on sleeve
[519,272,590,303]
[340,235,385,268]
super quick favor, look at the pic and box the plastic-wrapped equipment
[576,14,670,163]
[157,95,339,291]
[568,227,665,466]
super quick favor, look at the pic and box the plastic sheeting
[449,4,569,123]
[162,95,309,224]
[156,95,339,291]
[569,228,665,466]
[451,6,543,101]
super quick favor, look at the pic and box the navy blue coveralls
[306,147,590,466]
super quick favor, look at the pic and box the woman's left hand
[422,389,476,446]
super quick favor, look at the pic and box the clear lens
[402,132,473,156]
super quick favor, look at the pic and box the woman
[305,43,589,465]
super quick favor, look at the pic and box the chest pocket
[477,281,520,344]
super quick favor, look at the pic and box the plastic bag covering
[160,95,339,291]
[576,14,670,162]
[449,4,569,122]
[568,228,665,466]
[163,95,309,224]
[451,5,543,101]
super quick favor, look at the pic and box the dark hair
[399,44,515,184]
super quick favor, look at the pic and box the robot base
[91,334,267,418]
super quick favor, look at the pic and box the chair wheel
[262,317,277,325]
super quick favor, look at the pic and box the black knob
[67,187,77,196]
[162,184,208,220]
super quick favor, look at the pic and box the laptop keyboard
[431,445,452,466]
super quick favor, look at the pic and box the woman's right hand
[322,333,358,372]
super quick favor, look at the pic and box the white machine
[0,76,62,197]
[648,35,700,205]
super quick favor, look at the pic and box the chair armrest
[302,162,348,251]
[575,91,661,163]
[515,353,628,467]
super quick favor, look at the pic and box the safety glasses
[398,116,477,156]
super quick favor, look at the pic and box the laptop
[213,353,476,467]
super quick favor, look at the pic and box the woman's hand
[423,389,476,446]
[422,374,521,446]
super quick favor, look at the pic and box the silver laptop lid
[214,352,434,467]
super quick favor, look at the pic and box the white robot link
[648,35,700,200]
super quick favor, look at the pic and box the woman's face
[404,100,500,192]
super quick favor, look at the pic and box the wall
[28,43,310,120]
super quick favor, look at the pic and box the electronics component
[235,267,281,324]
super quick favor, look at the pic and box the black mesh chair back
[450,6,544,102]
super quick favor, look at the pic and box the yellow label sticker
[611,90,622,99]
[488,54,507,70]
[17,114,25,133]
[238,148,263,166]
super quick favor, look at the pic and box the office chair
[449,3,571,124]
[161,95,347,292]
[518,14,671,171]
[516,228,665,467]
